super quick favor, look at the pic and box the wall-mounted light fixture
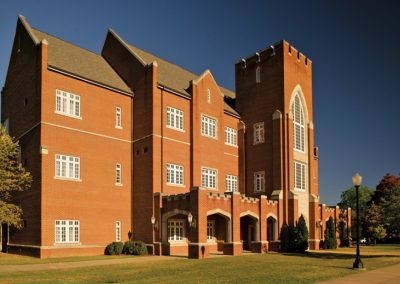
[187,212,196,229]
[151,215,158,230]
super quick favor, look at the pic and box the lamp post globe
[352,173,364,269]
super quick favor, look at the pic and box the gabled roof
[127,44,239,116]
[31,29,132,94]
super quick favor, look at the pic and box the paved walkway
[318,263,400,284]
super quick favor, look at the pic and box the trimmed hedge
[105,242,124,255]
[123,240,148,255]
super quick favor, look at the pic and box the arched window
[292,94,305,152]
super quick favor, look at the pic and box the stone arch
[240,210,259,220]
[288,84,309,124]
[162,209,190,242]
[207,208,231,219]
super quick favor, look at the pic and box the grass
[0,245,400,283]
[0,253,134,265]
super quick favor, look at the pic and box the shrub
[280,215,309,253]
[123,240,148,255]
[296,215,309,252]
[323,217,337,249]
[105,242,124,255]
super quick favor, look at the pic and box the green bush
[323,217,338,249]
[105,242,124,255]
[280,215,309,253]
[296,215,309,252]
[123,240,148,255]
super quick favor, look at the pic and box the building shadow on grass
[281,252,400,260]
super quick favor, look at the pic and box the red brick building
[1,16,350,258]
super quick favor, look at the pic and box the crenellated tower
[235,41,320,248]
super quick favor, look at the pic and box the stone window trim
[254,171,265,192]
[253,122,265,145]
[166,106,184,132]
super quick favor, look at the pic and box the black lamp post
[352,173,364,269]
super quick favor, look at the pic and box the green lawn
[1,245,400,283]
[0,253,133,265]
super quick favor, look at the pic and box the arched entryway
[207,209,231,254]
[267,215,279,251]
[161,209,190,256]
[240,212,259,251]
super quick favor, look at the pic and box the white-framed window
[256,66,261,83]
[254,171,265,192]
[166,107,184,131]
[55,220,80,244]
[202,168,217,189]
[254,122,264,144]
[56,90,80,118]
[116,163,122,185]
[168,219,184,241]
[207,89,211,104]
[116,221,121,242]
[116,107,122,128]
[201,115,217,139]
[294,161,306,191]
[207,220,215,241]
[55,154,80,180]
[225,127,237,146]
[292,94,305,152]
[166,163,184,186]
[226,175,238,192]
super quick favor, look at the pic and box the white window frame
[201,167,217,189]
[116,107,122,129]
[201,114,217,139]
[253,122,264,144]
[55,220,80,244]
[294,161,307,192]
[116,221,121,242]
[226,175,238,192]
[292,94,305,152]
[55,89,81,119]
[225,127,237,146]
[166,163,184,186]
[55,154,80,180]
[254,171,265,192]
[116,163,122,185]
[207,220,215,242]
[166,107,184,131]
[167,219,185,242]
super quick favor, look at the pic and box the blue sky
[1,0,398,204]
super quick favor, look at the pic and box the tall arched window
[292,94,305,152]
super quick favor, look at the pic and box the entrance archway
[240,213,259,251]
[206,212,231,253]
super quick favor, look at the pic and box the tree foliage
[323,217,337,249]
[279,215,309,253]
[338,186,373,237]
[0,127,32,229]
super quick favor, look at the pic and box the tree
[323,217,337,249]
[338,186,373,238]
[296,215,309,252]
[365,201,383,243]
[279,216,309,253]
[371,225,386,244]
[0,127,32,229]
[372,174,400,205]
[379,183,400,237]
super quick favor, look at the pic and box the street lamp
[352,173,364,269]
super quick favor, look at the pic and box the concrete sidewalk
[318,263,400,284]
